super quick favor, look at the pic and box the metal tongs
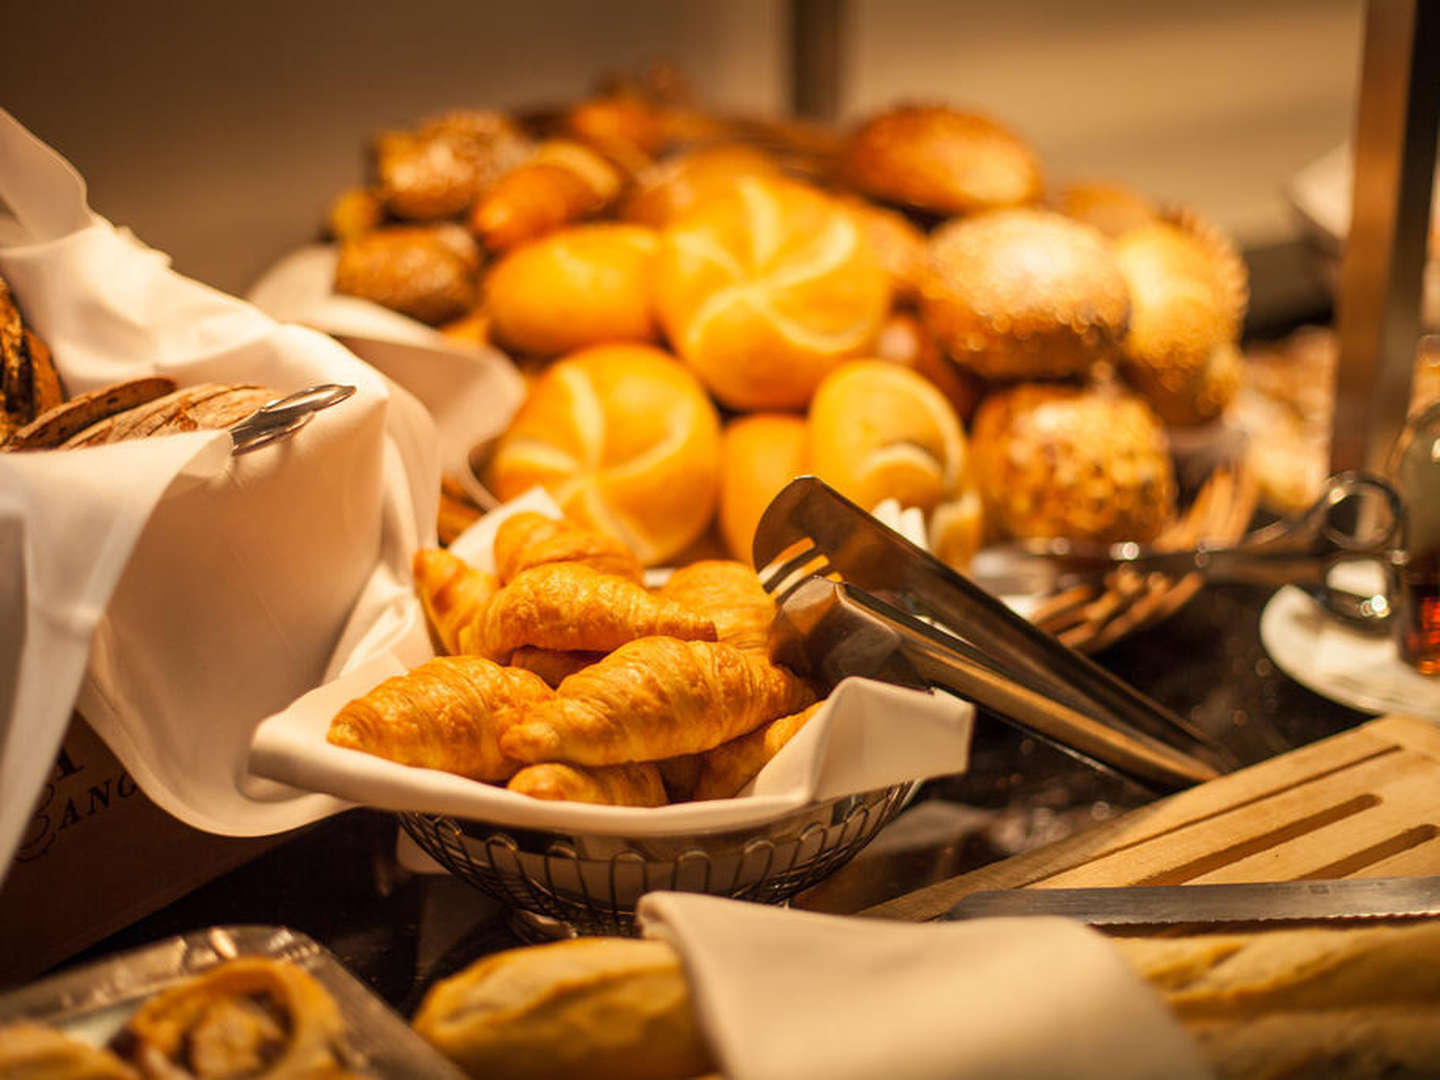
[228,384,357,455]
[969,472,1406,632]
[753,477,1230,793]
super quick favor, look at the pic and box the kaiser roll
[485,344,720,565]
[921,208,1130,381]
[718,413,809,564]
[969,382,1175,543]
[653,175,890,410]
[807,359,967,515]
[485,223,659,358]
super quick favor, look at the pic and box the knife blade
[943,876,1440,926]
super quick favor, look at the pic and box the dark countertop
[55,581,1373,1016]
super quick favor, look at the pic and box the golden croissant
[493,511,643,584]
[501,637,815,765]
[693,700,825,800]
[659,559,775,653]
[507,645,601,688]
[468,563,715,660]
[507,761,666,806]
[413,548,500,655]
[0,1023,139,1079]
[327,656,551,782]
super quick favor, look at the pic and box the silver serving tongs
[969,472,1406,632]
[228,384,357,455]
[753,477,1231,793]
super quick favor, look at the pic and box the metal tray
[0,924,464,1079]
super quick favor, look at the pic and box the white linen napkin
[638,893,1212,1080]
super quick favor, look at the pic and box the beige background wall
[1,1,1361,297]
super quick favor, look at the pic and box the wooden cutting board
[860,713,1440,923]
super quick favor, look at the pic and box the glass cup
[1389,399,1440,674]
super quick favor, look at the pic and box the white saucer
[1260,585,1440,719]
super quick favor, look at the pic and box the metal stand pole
[1330,0,1440,475]
[788,0,847,123]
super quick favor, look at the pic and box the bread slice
[5,376,177,450]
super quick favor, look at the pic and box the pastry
[1113,217,1249,426]
[835,193,929,304]
[484,223,659,357]
[921,208,1130,380]
[470,140,622,253]
[1055,180,1157,238]
[506,761,666,806]
[4,376,175,451]
[652,175,890,410]
[59,384,276,448]
[1114,922,1440,1080]
[0,1022,139,1079]
[716,413,809,565]
[413,548,501,655]
[471,563,716,660]
[620,143,780,228]
[412,938,714,1080]
[485,344,722,565]
[113,957,352,1079]
[692,699,824,800]
[492,511,644,584]
[658,559,776,653]
[334,224,480,325]
[326,656,551,782]
[1,276,65,445]
[874,309,984,425]
[500,637,815,765]
[840,104,1042,217]
[506,646,601,688]
[807,359,968,514]
[969,382,1176,543]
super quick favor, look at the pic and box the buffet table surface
[51,581,1372,1014]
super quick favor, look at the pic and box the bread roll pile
[326,72,1251,561]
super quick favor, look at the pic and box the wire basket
[398,782,915,938]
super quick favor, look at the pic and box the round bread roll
[921,208,1130,381]
[621,144,780,228]
[969,382,1176,543]
[334,224,480,326]
[718,412,809,564]
[653,176,890,410]
[836,194,929,304]
[840,104,1043,217]
[485,223,659,357]
[1055,181,1158,238]
[807,360,967,515]
[485,344,720,564]
[1113,218,1249,426]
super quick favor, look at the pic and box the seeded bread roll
[921,208,1130,381]
[840,104,1043,217]
[969,382,1175,544]
[334,224,480,325]
[653,175,890,410]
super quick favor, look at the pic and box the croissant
[507,761,666,806]
[493,511,643,584]
[693,700,825,800]
[0,1023,139,1079]
[501,637,815,765]
[507,646,601,688]
[327,656,550,782]
[469,140,621,252]
[658,560,775,653]
[413,548,500,655]
[113,958,350,1079]
[469,563,715,661]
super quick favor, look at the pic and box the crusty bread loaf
[653,175,890,410]
[412,938,714,1080]
[485,344,721,565]
[807,360,967,516]
[921,208,1130,381]
[485,223,659,357]
[840,104,1043,217]
[717,413,809,565]
[969,382,1175,543]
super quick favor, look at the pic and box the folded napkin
[638,893,1211,1080]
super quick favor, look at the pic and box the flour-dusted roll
[921,208,1131,382]
[840,103,1043,218]
[484,344,722,565]
[413,938,714,1080]
[653,175,890,410]
[485,223,660,357]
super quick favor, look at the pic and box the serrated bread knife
[944,876,1440,926]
